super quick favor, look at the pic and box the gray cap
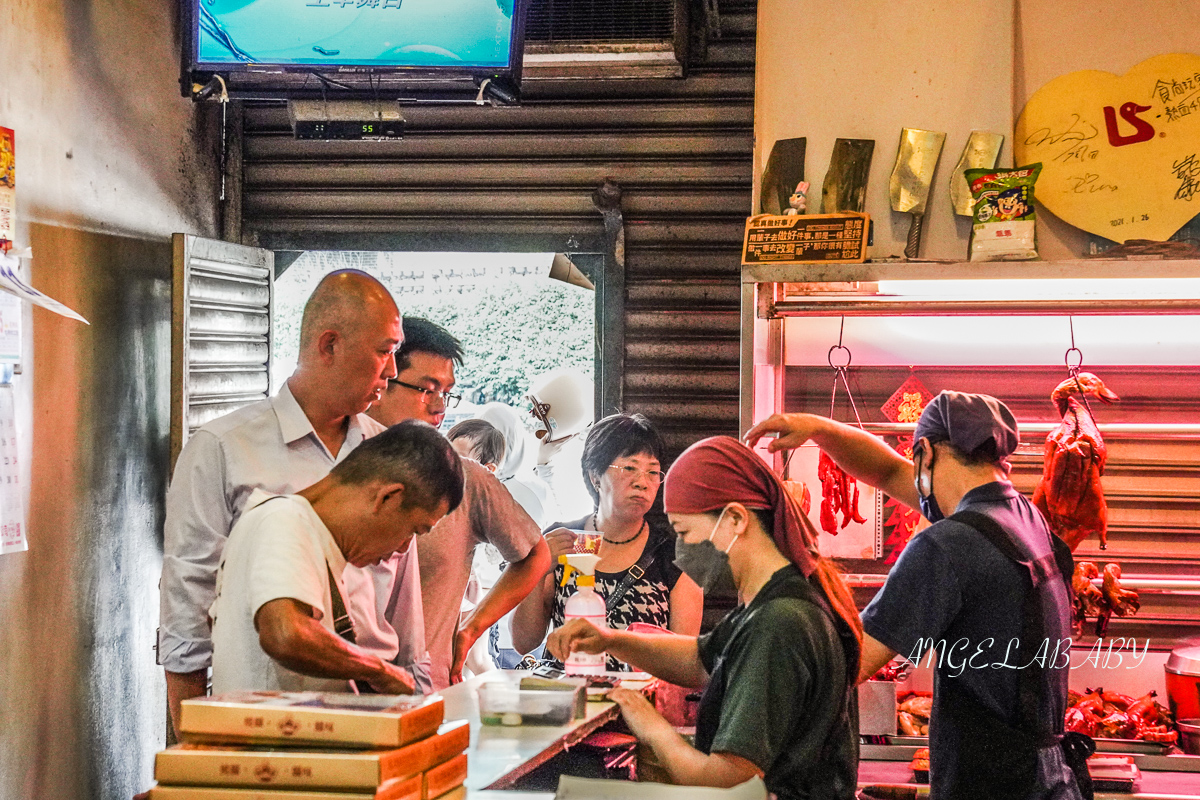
[913,391,1020,460]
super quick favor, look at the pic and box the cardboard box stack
[147,692,469,800]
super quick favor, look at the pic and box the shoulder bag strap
[325,562,357,645]
[604,539,658,614]
[242,494,358,645]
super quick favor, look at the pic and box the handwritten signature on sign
[1173,154,1200,201]
[1067,174,1118,194]
[1024,114,1101,164]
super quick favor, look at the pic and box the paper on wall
[0,387,26,555]
[0,291,21,362]
[0,252,88,324]
[786,443,881,560]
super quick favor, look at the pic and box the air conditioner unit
[521,0,690,80]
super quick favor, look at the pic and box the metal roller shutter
[171,234,274,471]
[238,0,756,459]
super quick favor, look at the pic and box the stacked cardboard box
[147,692,469,800]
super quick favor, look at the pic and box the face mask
[674,507,739,597]
[914,444,945,523]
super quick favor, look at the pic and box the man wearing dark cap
[746,392,1085,800]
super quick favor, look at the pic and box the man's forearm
[808,416,917,506]
[857,632,899,684]
[461,540,551,640]
[510,574,553,656]
[256,601,395,685]
[268,623,390,683]
[166,668,209,740]
[606,631,708,688]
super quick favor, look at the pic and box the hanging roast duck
[1032,373,1119,551]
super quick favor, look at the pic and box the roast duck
[1032,373,1119,552]
[1071,561,1140,636]
[1030,373,1140,634]
[895,687,1177,745]
[1065,688,1177,744]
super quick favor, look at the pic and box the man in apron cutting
[747,392,1089,800]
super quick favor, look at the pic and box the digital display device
[188,0,523,75]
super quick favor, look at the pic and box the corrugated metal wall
[239,0,755,456]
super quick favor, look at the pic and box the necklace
[594,514,646,545]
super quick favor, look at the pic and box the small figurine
[784,181,809,215]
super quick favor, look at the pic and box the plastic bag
[966,163,1042,261]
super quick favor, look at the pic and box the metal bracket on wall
[592,180,625,418]
[220,101,246,245]
[704,0,722,38]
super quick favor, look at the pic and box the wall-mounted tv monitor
[186,0,524,84]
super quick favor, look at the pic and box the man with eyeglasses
[367,317,551,688]
[159,271,430,740]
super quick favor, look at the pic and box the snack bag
[966,163,1042,261]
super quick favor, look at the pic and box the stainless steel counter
[440,671,622,798]
[859,751,1200,799]
[444,673,1200,799]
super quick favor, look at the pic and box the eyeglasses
[389,379,462,408]
[608,465,665,483]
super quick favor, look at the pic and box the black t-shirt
[696,565,859,800]
[545,516,682,671]
[862,482,1081,800]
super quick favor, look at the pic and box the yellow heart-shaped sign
[1015,53,1200,242]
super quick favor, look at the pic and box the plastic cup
[569,529,602,554]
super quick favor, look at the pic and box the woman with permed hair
[510,413,703,669]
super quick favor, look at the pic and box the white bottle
[560,554,607,675]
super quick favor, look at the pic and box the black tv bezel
[182,0,527,95]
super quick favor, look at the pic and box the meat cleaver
[821,138,875,213]
[949,131,1004,216]
[889,128,947,259]
[760,137,806,215]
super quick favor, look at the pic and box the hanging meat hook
[1065,316,1095,417]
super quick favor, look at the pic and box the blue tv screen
[193,0,521,72]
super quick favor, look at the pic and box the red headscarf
[663,436,820,577]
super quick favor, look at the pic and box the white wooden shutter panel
[171,234,274,471]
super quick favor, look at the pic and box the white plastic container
[477,682,576,726]
[560,553,607,676]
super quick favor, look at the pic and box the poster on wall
[0,386,25,555]
[1015,53,1200,243]
[0,127,13,252]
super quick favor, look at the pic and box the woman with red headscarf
[546,436,862,798]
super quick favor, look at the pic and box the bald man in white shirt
[159,270,426,738]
